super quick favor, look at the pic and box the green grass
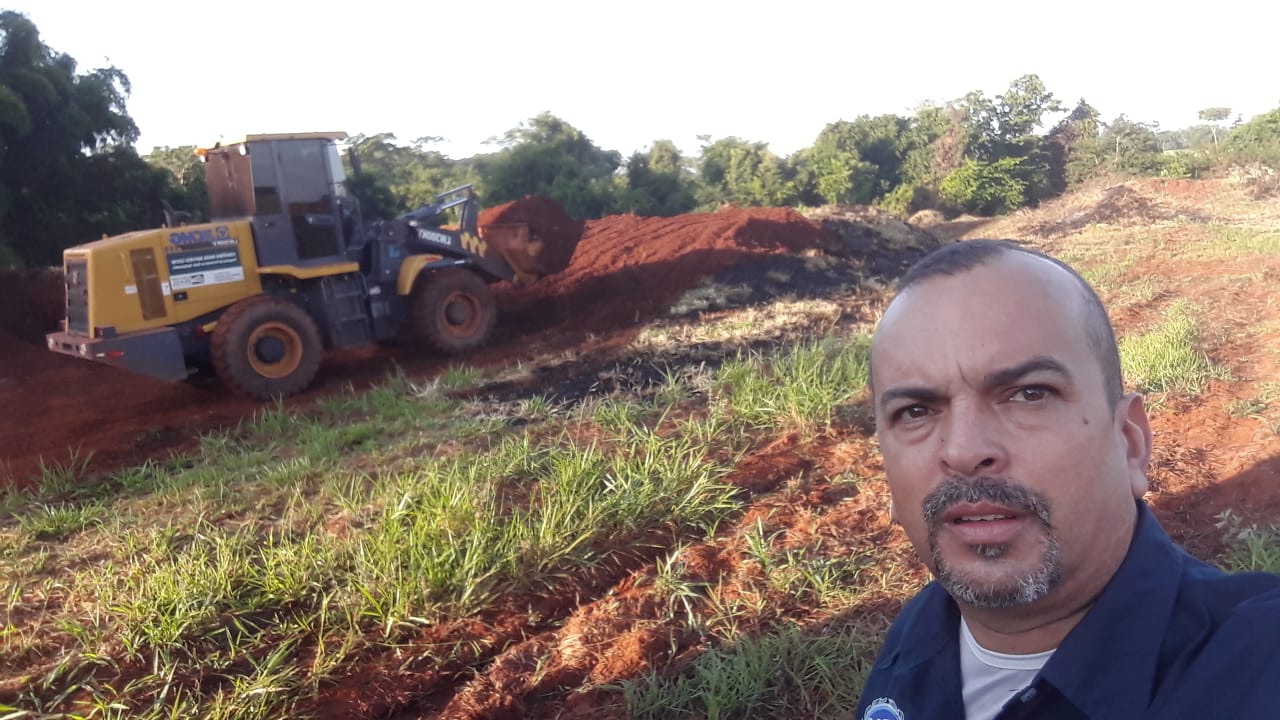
[14,501,107,541]
[1077,251,1138,293]
[1196,224,1280,258]
[1217,512,1280,574]
[1119,300,1221,397]
[1,449,98,513]
[712,334,871,434]
[1110,277,1163,306]
[347,430,740,628]
[4,335,887,717]
[623,621,878,720]
[5,324,1278,717]
[1225,528,1280,574]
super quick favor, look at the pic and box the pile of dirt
[493,206,839,337]
[802,205,945,278]
[907,208,947,227]
[479,196,586,277]
[1018,182,1212,239]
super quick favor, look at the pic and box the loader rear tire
[211,296,322,399]
[411,268,496,354]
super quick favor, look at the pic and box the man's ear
[1116,392,1153,498]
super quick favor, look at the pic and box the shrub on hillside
[938,158,1027,215]
[1158,151,1213,179]
[878,183,938,217]
[1224,107,1280,166]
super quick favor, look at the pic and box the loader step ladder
[319,274,373,349]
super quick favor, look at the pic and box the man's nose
[939,403,1007,476]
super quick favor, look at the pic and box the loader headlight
[78,344,89,357]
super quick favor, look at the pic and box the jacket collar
[1037,501,1184,717]
[878,501,1183,715]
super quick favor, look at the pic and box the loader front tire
[411,268,496,354]
[211,296,322,399]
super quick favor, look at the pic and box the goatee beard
[923,476,1061,608]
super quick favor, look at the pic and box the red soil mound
[495,206,835,335]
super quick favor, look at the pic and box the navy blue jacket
[855,502,1280,719]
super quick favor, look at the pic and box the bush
[1158,151,1213,179]
[877,183,938,217]
[1224,107,1280,166]
[938,158,1027,215]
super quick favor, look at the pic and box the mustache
[922,476,1051,528]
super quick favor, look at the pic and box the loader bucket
[480,223,554,281]
[477,196,584,282]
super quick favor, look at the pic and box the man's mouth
[954,514,1017,523]
[939,504,1028,545]
[941,502,1023,524]
[922,476,1053,552]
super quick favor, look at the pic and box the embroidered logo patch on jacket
[863,697,905,720]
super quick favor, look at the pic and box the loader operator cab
[199,132,363,268]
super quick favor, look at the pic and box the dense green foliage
[0,10,168,266]
[697,136,796,208]
[617,138,697,216]
[477,112,621,218]
[6,8,1280,268]
[343,133,478,219]
[939,158,1028,215]
[1224,107,1280,165]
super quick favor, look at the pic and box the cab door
[244,138,345,266]
[276,139,342,261]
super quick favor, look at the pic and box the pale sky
[7,1,1276,160]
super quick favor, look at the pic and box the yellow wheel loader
[45,132,577,399]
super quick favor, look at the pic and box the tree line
[4,9,1280,268]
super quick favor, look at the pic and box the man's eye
[1010,386,1050,403]
[894,405,931,422]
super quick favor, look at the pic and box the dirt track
[0,205,927,486]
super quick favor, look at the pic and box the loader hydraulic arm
[398,184,479,236]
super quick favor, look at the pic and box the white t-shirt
[959,618,1055,720]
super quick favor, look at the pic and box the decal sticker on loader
[460,232,488,256]
[416,229,454,246]
[167,248,245,291]
[168,225,235,249]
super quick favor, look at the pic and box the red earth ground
[4,181,1280,719]
[0,204,858,486]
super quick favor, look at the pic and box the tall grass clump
[349,429,739,628]
[624,622,877,720]
[1218,513,1280,574]
[712,335,871,433]
[1119,301,1218,396]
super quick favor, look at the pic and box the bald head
[874,240,1124,408]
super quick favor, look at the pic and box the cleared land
[2,177,1279,718]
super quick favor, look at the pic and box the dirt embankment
[496,206,840,337]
